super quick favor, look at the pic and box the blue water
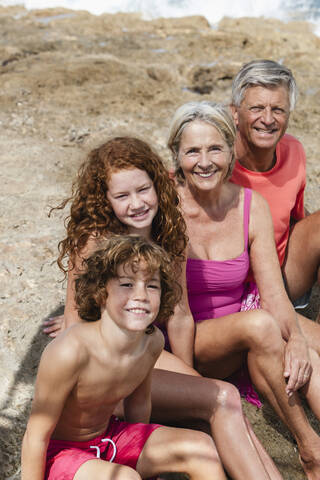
[1,0,320,33]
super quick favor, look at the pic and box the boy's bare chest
[73,351,150,408]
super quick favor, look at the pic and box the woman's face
[106,168,158,237]
[178,120,232,192]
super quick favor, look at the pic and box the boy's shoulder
[42,323,91,371]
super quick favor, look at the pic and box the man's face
[232,85,290,152]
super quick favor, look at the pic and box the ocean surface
[1,0,320,33]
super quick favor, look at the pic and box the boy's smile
[104,261,161,332]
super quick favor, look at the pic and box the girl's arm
[166,259,195,367]
[249,190,311,395]
[21,339,80,480]
[43,236,99,337]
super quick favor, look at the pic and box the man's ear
[230,104,239,127]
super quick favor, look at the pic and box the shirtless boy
[22,234,224,480]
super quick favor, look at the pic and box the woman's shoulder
[249,189,274,239]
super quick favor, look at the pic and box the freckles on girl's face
[106,168,158,236]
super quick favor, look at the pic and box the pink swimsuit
[186,188,261,407]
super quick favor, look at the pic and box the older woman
[166,101,320,479]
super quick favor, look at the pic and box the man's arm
[249,191,311,396]
[21,338,81,480]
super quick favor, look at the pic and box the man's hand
[284,334,312,396]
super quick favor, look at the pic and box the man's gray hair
[232,59,297,111]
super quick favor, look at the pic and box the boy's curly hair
[54,137,187,273]
[75,235,182,324]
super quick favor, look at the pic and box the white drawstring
[89,438,117,462]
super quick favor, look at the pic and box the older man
[230,59,320,318]
[229,60,320,478]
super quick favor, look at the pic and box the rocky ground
[0,5,319,479]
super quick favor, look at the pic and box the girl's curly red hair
[55,137,187,273]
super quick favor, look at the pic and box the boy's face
[104,261,161,332]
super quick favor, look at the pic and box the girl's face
[178,120,232,193]
[107,168,158,237]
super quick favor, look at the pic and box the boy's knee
[181,430,219,462]
[116,466,141,480]
[75,462,141,480]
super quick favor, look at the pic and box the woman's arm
[249,191,311,394]
[166,259,195,367]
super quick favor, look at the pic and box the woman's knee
[246,310,282,352]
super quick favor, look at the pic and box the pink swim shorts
[45,415,162,480]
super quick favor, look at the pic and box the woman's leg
[136,426,226,480]
[194,308,320,479]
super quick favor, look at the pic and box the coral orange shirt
[230,134,306,266]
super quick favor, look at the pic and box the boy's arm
[21,338,81,480]
[124,330,164,424]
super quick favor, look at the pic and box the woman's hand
[284,334,312,396]
[43,315,66,338]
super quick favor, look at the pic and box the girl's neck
[128,225,153,241]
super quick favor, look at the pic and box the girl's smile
[107,168,158,237]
